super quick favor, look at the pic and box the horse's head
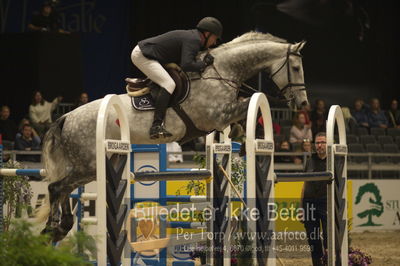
[268,41,308,109]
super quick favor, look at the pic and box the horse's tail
[36,115,68,223]
[42,115,68,183]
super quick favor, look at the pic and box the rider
[130,17,223,139]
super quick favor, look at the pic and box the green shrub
[0,220,92,266]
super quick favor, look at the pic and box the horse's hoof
[52,226,68,243]
[40,225,68,243]
[41,226,52,235]
[229,123,244,139]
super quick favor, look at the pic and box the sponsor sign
[213,144,231,154]
[255,140,274,153]
[105,140,131,153]
[352,180,400,231]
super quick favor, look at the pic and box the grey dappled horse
[37,32,308,242]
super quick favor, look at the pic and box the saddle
[126,63,210,144]
[126,63,190,111]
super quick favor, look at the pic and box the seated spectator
[27,2,69,34]
[14,124,41,162]
[310,99,327,137]
[341,107,358,134]
[0,105,17,150]
[367,98,388,129]
[293,138,312,165]
[298,102,312,129]
[290,112,312,144]
[16,118,41,145]
[302,139,313,153]
[275,140,294,163]
[29,91,62,138]
[166,142,183,163]
[351,98,369,128]
[74,92,90,109]
[386,99,400,128]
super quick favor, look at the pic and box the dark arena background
[1,0,400,265]
[0,0,398,120]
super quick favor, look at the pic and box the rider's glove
[203,53,214,66]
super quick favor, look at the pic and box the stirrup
[150,125,172,139]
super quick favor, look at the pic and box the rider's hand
[203,53,214,66]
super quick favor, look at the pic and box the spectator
[290,112,312,144]
[29,91,62,138]
[301,132,329,266]
[0,105,18,149]
[16,118,41,145]
[351,98,369,128]
[27,2,69,33]
[341,107,357,134]
[74,92,89,109]
[275,140,293,163]
[14,124,41,162]
[386,99,400,128]
[166,142,183,163]
[367,98,388,129]
[302,139,312,153]
[294,138,312,165]
[298,102,312,129]
[310,99,327,137]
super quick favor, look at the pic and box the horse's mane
[229,32,287,44]
[202,32,288,56]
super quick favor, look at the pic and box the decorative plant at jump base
[321,247,372,266]
[187,155,251,265]
[320,218,372,265]
[188,154,246,197]
[0,220,95,265]
[2,160,32,232]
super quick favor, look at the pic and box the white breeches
[131,45,176,94]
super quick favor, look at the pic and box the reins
[190,43,305,104]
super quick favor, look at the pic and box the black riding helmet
[196,17,223,39]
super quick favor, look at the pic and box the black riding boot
[150,88,173,139]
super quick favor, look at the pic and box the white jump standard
[245,93,348,266]
[88,95,131,266]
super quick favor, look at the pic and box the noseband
[269,44,306,101]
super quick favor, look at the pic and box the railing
[271,107,293,124]
[3,150,400,179]
[54,103,75,118]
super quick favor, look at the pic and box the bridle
[193,43,306,103]
[269,44,306,102]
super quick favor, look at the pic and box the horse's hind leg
[41,176,76,242]
[41,181,63,236]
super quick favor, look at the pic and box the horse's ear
[299,40,307,51]
[296,40,306,52]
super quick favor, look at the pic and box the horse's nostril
[301,101,308,106]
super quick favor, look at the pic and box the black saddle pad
[131,94,156,111]
[130,83,191,111]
